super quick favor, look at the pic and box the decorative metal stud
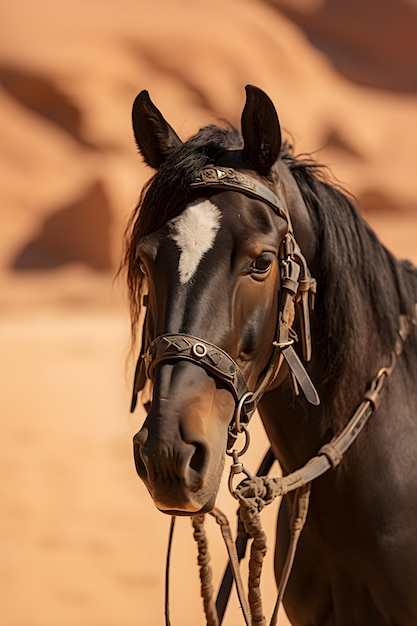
[192,343,207,358]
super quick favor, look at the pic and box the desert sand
[1,1,416,625]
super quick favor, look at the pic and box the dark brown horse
[124,85,417,624]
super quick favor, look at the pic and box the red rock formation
[0,0,416,287]
[269,0,417,92]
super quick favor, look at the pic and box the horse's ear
[241,85,281,175]
[132,90,183,169]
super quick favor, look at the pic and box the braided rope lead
[236,478,279,626]
[192,515,219,626]
[242,506,267,626]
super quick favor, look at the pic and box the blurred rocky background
[2,0,417,306]
[1,1,416,625]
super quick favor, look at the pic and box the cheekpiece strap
[190,166,290,223]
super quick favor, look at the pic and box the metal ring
[192,342,207,358]
[272,339,294,348]
[372,352,396,393]
[233,391,254,434]
[226,424,250,458]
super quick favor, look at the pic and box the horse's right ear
[132,90,183,169]
[241,85,281,176]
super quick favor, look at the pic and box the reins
[164,313,413,626]
[228,332,406,626]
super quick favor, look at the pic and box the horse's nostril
[189,442,207,474]
[134,427,148,446]
[184,440,210,491]
[133,429,149,480]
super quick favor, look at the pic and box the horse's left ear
[132,90,183,169]
[241,85,282,175]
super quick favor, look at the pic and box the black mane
[282,146,417,389]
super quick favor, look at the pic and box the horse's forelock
[123,123,243,345]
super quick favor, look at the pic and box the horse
[124,85,417,625]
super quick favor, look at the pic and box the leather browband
[189,166,289,223]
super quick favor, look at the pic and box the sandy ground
[0,293,288,626]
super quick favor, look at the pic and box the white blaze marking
[170,199,222,284]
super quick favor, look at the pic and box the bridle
[129,164,320,624]
[130,165,320,438]
[130,165,417,626]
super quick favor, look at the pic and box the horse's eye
[136,258,148,276]
[250,253,273,275]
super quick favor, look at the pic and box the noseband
[143,334,250,404]
[130,165,319,439]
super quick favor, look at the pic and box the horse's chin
[150,479,220,516]
[156,496,216,517]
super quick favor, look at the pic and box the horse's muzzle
[133,427,215,514]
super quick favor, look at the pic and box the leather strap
[164,516,176,626]
[190,165,290,223]
[281,345,320,406]
[235,316,413,502]
[210,508,251,626]
[144,333,251,405]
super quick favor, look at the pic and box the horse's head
[126,86,317,514]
